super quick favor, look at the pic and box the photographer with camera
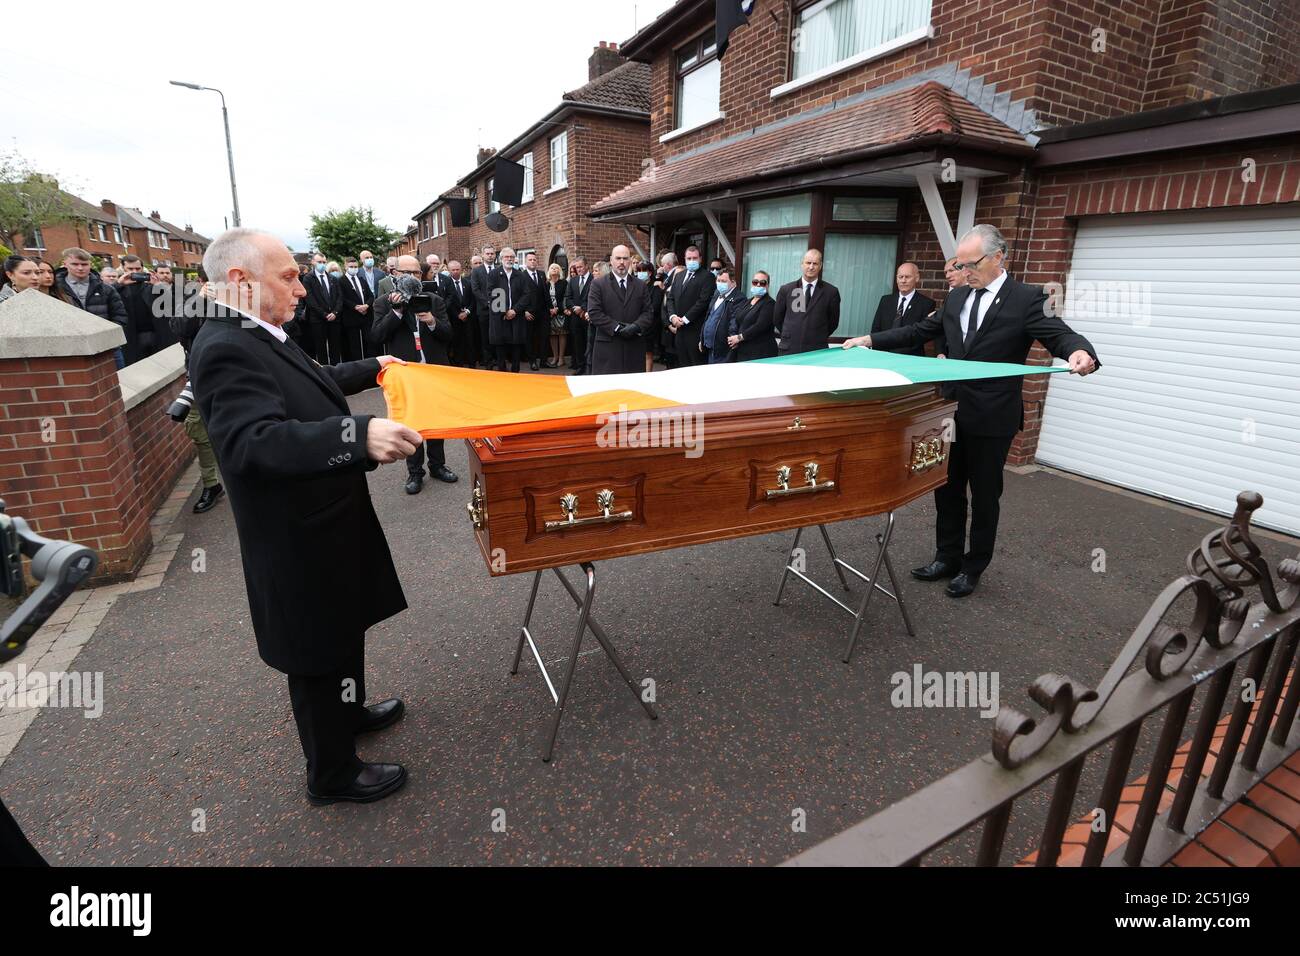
[370,255,457,494]
[116,255,165,364]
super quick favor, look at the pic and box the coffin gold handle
[466,479,487,529]
[545,489,635,531]
[766,461,836,499]
[910,436,947,473]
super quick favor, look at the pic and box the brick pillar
[0,289,151,581]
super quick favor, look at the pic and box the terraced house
[589,0,1300,534]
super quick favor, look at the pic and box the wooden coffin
[464,385,955,576]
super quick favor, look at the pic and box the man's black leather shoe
[912,560,959,581]
[432,465,458,483]
[193,484,224,513]
[307,762,407,806]
[355,698,405,735]
[404,475,423,494]
[945,572,980,598]
[530,359,540,371]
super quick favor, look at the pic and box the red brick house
[11,193,208,270]
[404,43,652,273]
[590,0,1300,534]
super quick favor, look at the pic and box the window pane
[550,132,568,188]
[823,233,897,338]
[832,196,898,221]
[677,56,721,129]
[521,153,534,203]
[677,48,698,71]
[794,0,931,79]
[745,194,812,230]
[742,235,808,295]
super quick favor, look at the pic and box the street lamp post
[169,81,241,227]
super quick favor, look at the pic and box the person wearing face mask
[727,270,777,360]
[302,252,345,364]
[700,267,743,364]
[326,261,343,279]
[339,256,376,362]
[488,247,533,372]
[666,245,715,368]
[634,258,661,372]
[709,258,724,277]
[358,250,381,297]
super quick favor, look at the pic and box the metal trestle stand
[773,513,915,663]
[511,561,658,762]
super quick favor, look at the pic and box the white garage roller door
[1035,204,1300,535]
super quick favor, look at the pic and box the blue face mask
[685,260,699,272]
[347,266,359,276]
[749,285,766,297]
[710,268,721,277]
[328,269,341,278]
[362,258,374,268]
[314,262,326,273]
[636,271,650,281]
[716,282,730,294]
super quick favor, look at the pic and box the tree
[308,207,401,263]
[0,151,79,252]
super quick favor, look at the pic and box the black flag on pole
[491,157,527,207]
[715,0,755,59]
[447,197,472,227]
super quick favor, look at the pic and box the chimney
[149,210,161,220]
[589,40,624,81]
[477,146,497,167]
[100,200,117,216]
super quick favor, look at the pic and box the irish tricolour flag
[379,348,1067,439]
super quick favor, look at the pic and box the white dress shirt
[959,269,1008,338]
[231,305,288,343]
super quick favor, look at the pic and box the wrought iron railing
[786,492,1300,866]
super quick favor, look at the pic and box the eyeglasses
[751,279,768,286]
[956,253,992,271]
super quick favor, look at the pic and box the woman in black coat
[545,263,568,368]
[728,270,777,361]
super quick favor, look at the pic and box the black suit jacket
[188,306,404,675]
[370,292,451,365]
[445,274,476,322]
[302,271,342,323]
[587,273,653,374]
[870,291,936,356]
[774,278,841,354]
[870,273,1101,437]
[470,263,499,319]
[565,271,592,313]
[339,271,376,329]
[488,267,532,346]
[732,294,778,361]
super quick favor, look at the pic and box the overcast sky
[0,0,674,251]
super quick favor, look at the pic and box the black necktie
[964,289,987,348]
[896,296,906,326]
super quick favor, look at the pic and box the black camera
[167,380,195,422]
[1,499,98,664]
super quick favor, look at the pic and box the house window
[95,223,107,242]
[792,0,932,81]
[674,33,721,131]
[23,228,45,251]
[519,152,534,203]
[738,189,905,339]
[112,224,122,243]
[159,231,169,250]
[549,132,569,189]
[468,187,479,222]
[488,177,499,213]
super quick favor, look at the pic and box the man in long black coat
[189,228,424,806]
[488,247,533,372]
[587,244,654,374]
[848,224,1099,598]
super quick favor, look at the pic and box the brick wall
[0,347,193,582]
[1143,0,1300,110]
[409,110,650,270]
[640,0,1299,164]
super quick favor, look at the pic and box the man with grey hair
[843,224,1099,598]
[189,227,423,805]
